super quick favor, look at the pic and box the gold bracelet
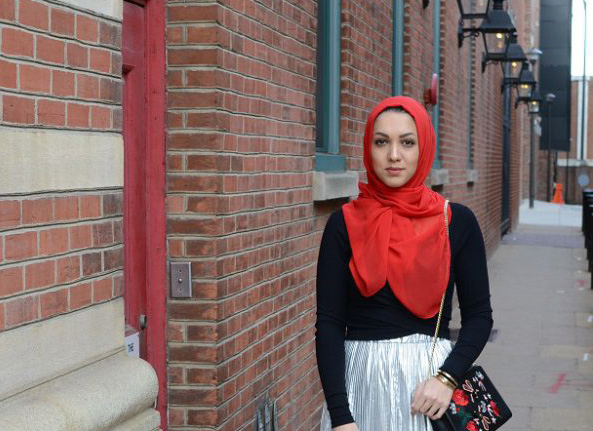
[437,369,459,386]
[434,374,456,390]
[437,371,457,388]
[437,369,458,387]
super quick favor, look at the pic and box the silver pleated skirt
[319,333,453,431]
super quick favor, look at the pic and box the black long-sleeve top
[315,202,493,428]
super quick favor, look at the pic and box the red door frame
[123,0,147,346]
[122,0,167,429]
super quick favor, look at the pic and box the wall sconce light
[495,33,526,79]
[516,63,536,101]
[479,0,516,72]
[514,67,537,110]
[457,0,491,48]
[526,47,543,67]
[528,88,542,114]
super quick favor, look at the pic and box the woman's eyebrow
[399,132,415,138]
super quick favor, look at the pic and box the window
[315,0,345,171]
[392,0,404,96]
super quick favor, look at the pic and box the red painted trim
[123,0,147,348]
[143,0,167,429]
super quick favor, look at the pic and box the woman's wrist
[433,370,457,390]
[433,374,456,390]
[436,369,459,387]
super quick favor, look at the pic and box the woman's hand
[411,377,454,420]
[333,423,360,431]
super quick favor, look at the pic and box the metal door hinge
[139,313,147,330]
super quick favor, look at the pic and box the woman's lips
[386,168,404,176]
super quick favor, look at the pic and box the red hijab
[342,96,451,319]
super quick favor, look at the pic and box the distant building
[557,76,593,203]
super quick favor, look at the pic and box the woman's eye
[374,139,388,146]
[403,140,415,147]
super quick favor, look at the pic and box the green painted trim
[392,0,404,96]
[468,32,473,169]
[432,0,441,169]
[315,153,347,171]
[315,0,341,154]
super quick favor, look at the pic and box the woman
[315,96,493,431]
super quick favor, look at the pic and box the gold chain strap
[427,199,449,380]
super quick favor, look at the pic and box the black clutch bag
[429,366,512,431]
[428,201,512,431]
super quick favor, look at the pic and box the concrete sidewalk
[517,200,582,228]
[474,200,593,431]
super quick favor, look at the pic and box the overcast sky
[572,0,593,77]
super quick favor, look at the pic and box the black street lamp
[515,63,536,104]
[526,47,543,67]
[521,48,543,98]
[527,88,542,208]
[528,88,542,115]
[525,47,543,208]
[497,33,527,80]
[457,0,491,17]
[456,0,492,48]
[479,0,516,71]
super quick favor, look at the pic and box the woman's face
[371,110,419,188]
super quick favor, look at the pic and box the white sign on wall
[125,332,140,358]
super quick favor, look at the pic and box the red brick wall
[559,78,592,203]
[571,80,578,159]
[516,0,542,205]
[340,0,393,175]
[537,143,551,200]
[165,1,318,430]
[507,0,541,209]
[438,1,472,195]
[434,0,541,244]
[403,1,435,99]
[519,5,531,202]
[0,194,123,329]
[435,0,506,252]
[0,1,122,130]
[0,1,123,329]
[163,1,540,430]
[510,91,522,228]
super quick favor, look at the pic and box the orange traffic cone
[551,183,564,204]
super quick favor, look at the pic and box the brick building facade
[554,77,593,204]
[0,0,162,430]
[0,1,540,430]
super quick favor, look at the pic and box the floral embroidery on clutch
[448,371,502,431]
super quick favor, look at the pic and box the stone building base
[0,299,160,431]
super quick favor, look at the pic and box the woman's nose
[388,144,401,160]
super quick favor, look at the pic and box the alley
[470,201,593,431]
